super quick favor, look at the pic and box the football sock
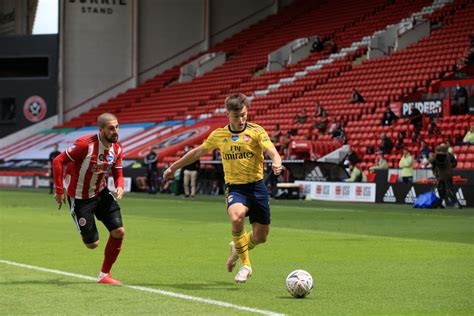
[232,229,251,267]
[247,231,257,251]
[101,235,123,274]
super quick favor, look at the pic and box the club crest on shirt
[243,135,250,142]
[98,154,104,162]
[78,217,87,227]
[231,135,239,142]
[67,145,76,153]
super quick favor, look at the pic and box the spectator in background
[144,147,159,194]
[381,106,398,126]
[48,144,61,195]
[395,130,406,151]
[369,153,389,171]
[331,121,346,144]
[408,104,422,135]
[418,141,431,161]
[294,108,308,124]
[280,131,294,159]
[341,145,359,167]
[419,153,432,169]
[351,89,365,104]
[463,125,474,144]
[313,111,328,134]
[346,162,366,182]
[310,36,323,53]
[313,102,324,118]
[182,145,200,198]
[398,148,414,183]
[428,119,441,136]
[378,133,394,155]
[271,123,282,152]
[452,83,468,115]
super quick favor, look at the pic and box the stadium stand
[5,0,474,172]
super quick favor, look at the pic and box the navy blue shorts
[226,180,271,225]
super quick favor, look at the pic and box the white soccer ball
[286,269,313,298]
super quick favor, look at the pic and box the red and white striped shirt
[53,134,124,199]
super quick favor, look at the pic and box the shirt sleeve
[202,130,218,151]
[65,139,89,162]
[257,128,274,150]
[114,145,123,169]
[112,145,124,189]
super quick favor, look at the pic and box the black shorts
[225,180,271,225]
[67,188,123,244]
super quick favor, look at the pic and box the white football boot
[234,265,252,283]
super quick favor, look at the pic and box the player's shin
[101,234,123,275]
[247,231,257,250]
[232,230,251,267]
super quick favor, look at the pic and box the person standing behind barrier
[48,144,61,194]
[182,145,200,198]
[398,148,414,183]
[144,147,158,194]
[429,144,461,208]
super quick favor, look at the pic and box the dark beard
[105,134,118,143]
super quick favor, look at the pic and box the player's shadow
[0,278,92,286]
[132,281,239,291]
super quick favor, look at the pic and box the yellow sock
[232,230,251,267]
[248,231,257,251]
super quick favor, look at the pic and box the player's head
[53,143,58,151]
[225,93,249,130]
[97,113,119,144]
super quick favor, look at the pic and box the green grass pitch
[1,189,473,315]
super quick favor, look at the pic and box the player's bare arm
[265,146,283,175]
[164,145,210,181]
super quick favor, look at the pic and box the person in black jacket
[48,144,61,194]
[429,144,461,208]
[144,147,158,194]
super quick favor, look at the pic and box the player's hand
[115,187,124,200]
[163,167,175,181]
[54,193,66,210]
[272,164,283,176]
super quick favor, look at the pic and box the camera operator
[429,144,461,208]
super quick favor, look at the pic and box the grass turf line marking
[0,259,284,316]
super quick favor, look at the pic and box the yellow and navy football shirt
[202,123,274,185]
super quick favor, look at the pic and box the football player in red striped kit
[53,113,125,285]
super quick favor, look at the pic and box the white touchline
[0,259,285,316]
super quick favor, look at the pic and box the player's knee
[111,227,125,239]
[85,241,99,249]
[230,215,244,227]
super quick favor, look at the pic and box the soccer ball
[286,269,313,298]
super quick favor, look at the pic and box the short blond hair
[225,93,249,112]
[97,113,118,128]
